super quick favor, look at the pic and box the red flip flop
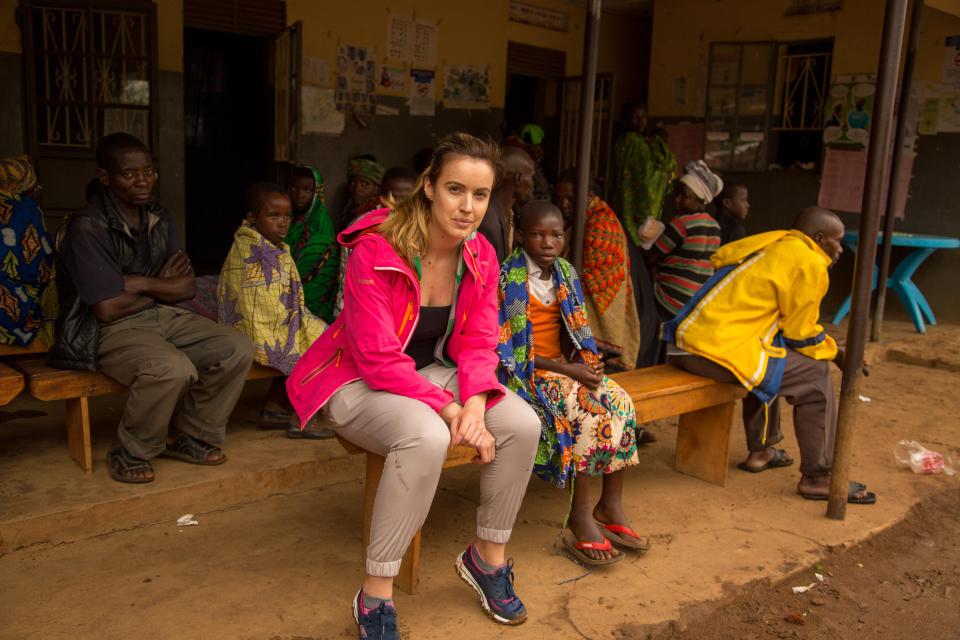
[560,533,623,566]
[597,522,651,551]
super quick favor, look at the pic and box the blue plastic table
[832,231,960,333]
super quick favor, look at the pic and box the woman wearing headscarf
[0,155,56,346]
[286,165,339,323]
[645,160,724,320]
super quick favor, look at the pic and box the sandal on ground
[737,448,794,473]
[799,480,876,505]
[161,433,227,466]
[107,445,155,484]
[595,521,652,552]
[639,430,657,445]
[560,533,624,567]
[258,409,292,430]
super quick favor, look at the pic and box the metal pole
[871,0,924,342]
[827,0,909,520]
[572,0,602,273]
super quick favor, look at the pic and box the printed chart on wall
[442,65,490,109]
[409,69,436,116]
[336,44,376,116]
[823,74,875,146]
[302,87,345,136]
[818,148,914,219]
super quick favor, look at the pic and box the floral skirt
[532,370,641,482]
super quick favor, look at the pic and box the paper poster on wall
[303,56,330,87]
[336,44,376,115]
[442,65,490,109]
[817,147,914,218]
[387,13,414,62]
[943,36,960,84]
[938,90,960,132]
[661,122,704,169]
[302,87,345,135]
[378,65,407,96]
[412,19,438,68]
[823,74,875,146]
[409,69,436,116]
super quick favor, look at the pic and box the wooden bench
[13,358,282,474]
[335,363,746,594]
[0,362,25,407]
[610,364,746,487]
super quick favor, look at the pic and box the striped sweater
[651,211,721,316]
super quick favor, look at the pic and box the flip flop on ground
[737,448,794,473]
[799,480,876,504]
[560,533,624,567]
[595,521,651,551]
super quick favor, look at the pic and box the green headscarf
[284,166,340,323]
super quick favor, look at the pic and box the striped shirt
[650,211,721,317]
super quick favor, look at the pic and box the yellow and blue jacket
[662,229,837,403]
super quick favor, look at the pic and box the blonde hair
[379,133,500,267]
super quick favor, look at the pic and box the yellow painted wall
[0,0,20,54]
[649,0,960,116]
[287,0,640,108]
[155,0,183,72]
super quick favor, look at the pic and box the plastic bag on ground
[893,440,956,476]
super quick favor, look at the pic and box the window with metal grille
[21,1,158,157]
[704,39,834,172]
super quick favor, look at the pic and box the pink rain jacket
[286,209,505,424]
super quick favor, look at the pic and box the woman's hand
[564,362,602,391]
[449,396,496,464]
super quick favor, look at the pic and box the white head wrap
[679,160,724,204]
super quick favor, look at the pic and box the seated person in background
[49,132,253,484]
[380,166,417,203]
[0,155,56,346]
[286,165,339,323]
[341,155,384,230]
[713,182,750,246]
[332,166,419,318]
[552,169,640,373]
[218,182,331,439]
[497,201,648,567]
[664,207,876,505]
[646,160,723,321]
[478,147,535,263]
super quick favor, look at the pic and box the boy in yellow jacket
[663,208,875,505]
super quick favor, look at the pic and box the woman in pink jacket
[287,133,540,639]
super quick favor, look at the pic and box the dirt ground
[1,323,959,639]
[643,486,960,640]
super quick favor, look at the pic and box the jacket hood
[335,206,494,282]
[711,229,831,269]
[337,208,389,249]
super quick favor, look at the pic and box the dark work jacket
[47,190,171,370]
[477,198,512,264]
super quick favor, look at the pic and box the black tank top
[404,305,452,370]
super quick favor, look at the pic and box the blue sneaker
[352,590,399,640]
[455,545,528,625]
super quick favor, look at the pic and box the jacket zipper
[374,265,421,351]
[299,348,342,385]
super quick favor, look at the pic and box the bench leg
[65,397,93,474]
[674,401,734,487]
[362,453,422,595]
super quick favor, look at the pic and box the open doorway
[184,28,272,273]
[504,42,566,187]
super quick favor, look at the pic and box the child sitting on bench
[217,182,330,438]
[497,200,648,566]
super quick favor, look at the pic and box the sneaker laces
[492,559,521,609]
[377,602,397,636]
